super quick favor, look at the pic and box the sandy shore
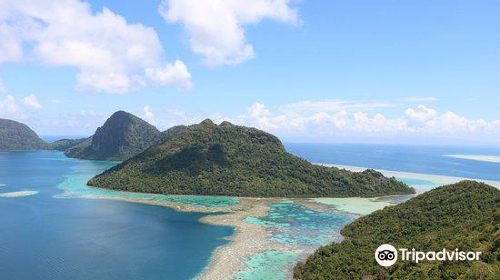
[321,163,500,189]
[0,191,38,197]
[446,154,500,163]
[69,191,323,280]
[195,198,279,280]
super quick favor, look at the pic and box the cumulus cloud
[0,0,191,93]
[160,0,300,65]
[142,106,156,126]
[0,95,22,118]
[218,101,500,144]
[145,60,193,88]
[22,94,42,110]
[404,105,437,123]
[0,93,43,121]
[0,94,43,119]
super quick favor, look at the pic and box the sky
[0,0,499,145]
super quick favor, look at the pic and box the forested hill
[47,138,87,151]
[294,180,500,280]
[0,118,47,150]
[65,111,162,161]
[88,119,414,197]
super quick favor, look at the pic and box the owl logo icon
[375,244,398,266]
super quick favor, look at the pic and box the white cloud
[1,94,43,120]
[217,102,500,144]
[0,95,22,118]
[142,106,156,125]
[0,0,191,93]
[404,105,437,122]
[160,0,300,65]
[22,94,42,110]
[145,60,193,89]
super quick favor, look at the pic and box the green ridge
[88,119,414,197]
[294,180,500,280]
[47,138,88,151]
[0,118,46,150]
[65,111,162,161]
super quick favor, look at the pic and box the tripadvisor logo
[375,244,482,267]
[375,244,398,267]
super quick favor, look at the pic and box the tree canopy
[294,180,500,280]
[89,119,414,197]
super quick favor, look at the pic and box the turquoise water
[398,178,436,188]
[247,200,353,246]
[240,201,353,280]
[56,158,239,208]
[0,151,234,280]
[3,144,500,280]
[239,145,500,280]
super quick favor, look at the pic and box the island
[64,110,166,161]
[88,119,415,197]
[294,180,500,279]
[0,118,47,150]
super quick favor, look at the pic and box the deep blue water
[285,143,500,181]
[0,151,233,280]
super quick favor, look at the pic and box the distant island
[0,112,414,197]
[88,119,414,197]
[294,180,500,279]
[47,138,87,151]
[1,111,168,162]
[0,118,46,150]
[64,111,166,161]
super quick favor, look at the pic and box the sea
[0,151,233,280]
[0,144,499,280]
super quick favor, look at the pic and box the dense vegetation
[0,118,47,150]
[47,138,87,151]
[89,119,414,197]
[65,111,162,161]
[294,181,500,280]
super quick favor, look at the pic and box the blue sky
[0,0,499,145]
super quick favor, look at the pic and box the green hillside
[47,138,88,151]
[65,111,161,161]
[0,118,47,150]
[294,181,500,280]
[88,119,414,197]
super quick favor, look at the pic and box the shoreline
[63,188,347,280]
[0,190,39,197]
[57,161,500,280]
[65,191,292,280]
[446,154,500,163]
[320,163,500,189]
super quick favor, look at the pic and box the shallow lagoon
[238,151,500,280]
[247,200,352,245]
